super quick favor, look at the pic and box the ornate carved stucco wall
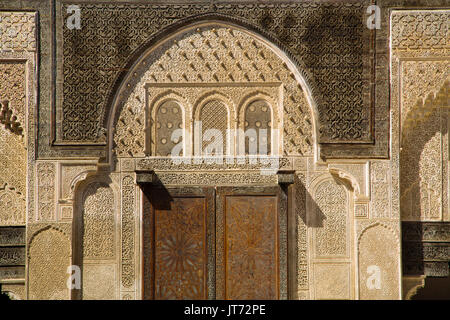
[392,10,450,222]
[0,1,448,300]
[0,11,36,300]
[112,24,313,159]
[79,179,119,300]
[391,10,450,292]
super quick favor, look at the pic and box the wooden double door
[142,186,288,300]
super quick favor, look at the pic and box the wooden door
[216,186,287,300]
[142,186,215,300]
[142,185,287,300]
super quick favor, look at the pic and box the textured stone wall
[0,2,447,300]
[0,11,37,299]
[392,10,450,223]
[58,1,375,149]
[112,24,313,158]
[28,227,71,300]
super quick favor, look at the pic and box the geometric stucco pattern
[0,11,36,302]
[391,10,449,51]
[294,173,308,298]
[1,2,448,301]
[313,179,348,257]
[121,175,136,293]
[36,162,56,222]
[0,12,36,52]
[61,2,372,145]
[392,9,450,222]
[113,25,313,158]
[309,176,352,300]
[0,62,27,225]
[82,183,115,259]
[358,222,400,299]
[28,227,71,300]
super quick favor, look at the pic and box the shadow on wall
[0,284,11,301]
[401,81,450,277]
[412,270,450,300]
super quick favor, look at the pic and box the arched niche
[400,80,449,221]
[72,174,120,300]
[192,92,233,157]
[237,92,281,156]
[152,99,185,157]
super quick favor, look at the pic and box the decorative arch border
[308,172,351,200]
[328,168,367,202]
[356,221,400,248]
[70,172,121,299]
[105,16,319,163]
[355,220,402,300]
[72,173,120,245]
[27,224,71,258]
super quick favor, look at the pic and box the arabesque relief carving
[0,61,27,226]
[82,183,115,259]
[113,25,313,158]
[28,227,71,300]
[62,2,374,145]
[1,3,448,301]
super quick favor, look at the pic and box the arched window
[198,100,228,156]
[243,100,271,155]
[154,100,183,157]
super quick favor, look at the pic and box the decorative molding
[329,168,362,199]
[82,182,115,260]
[121,175,136,290]
[136,156,292,171]
[36,163,56,222]
[0,12,36,52]
[391,10,449,51]
[153,171,277,186]
[0,100,23,136]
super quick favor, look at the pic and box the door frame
[138,170,293,300]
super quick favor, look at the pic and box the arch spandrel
[110,22,317,162]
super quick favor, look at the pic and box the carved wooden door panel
[216,186,287,300]
[142,186,215,300]
[142,185,288,300]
